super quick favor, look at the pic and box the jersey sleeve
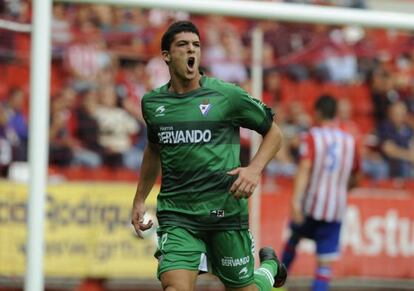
[141,96,158,144]
[229,85,274,136]
[299,132,314,162]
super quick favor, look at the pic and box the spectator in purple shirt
[5,87,28,161]
[0,104,18,176]
[378,101,414,179]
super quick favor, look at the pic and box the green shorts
[154,225,255,288]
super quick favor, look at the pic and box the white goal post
[60,0,414,30]
[26,1,414,291]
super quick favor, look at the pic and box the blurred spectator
[113,7,145,33]
[378,101,414,179]
[117,61,150,169]
[95,85,139,168]
[337,98,388,180]
[122,135,145,170]
[266,102,310,177]
[318,28,358,83]
[148,8,189,28]
[403,81,414,130]
[65,20,113,91]
[49,86,102,167]
[51,4,73,56]
[0,104,18,176]
[337,98,360,138]
[393,54,413,98]
[71,5,92,30]
[0,0,5,15]
[91,4,113,32]
[370,66,400,125]
[118,60,150,120]
[257,21,311,80]
[7,0,30,23]
[4,87,28,161]
[96,65,116,89]
[262,68,282,108]
[49,95,74,167]
[266,142,298,177]
[203,17,248,84]
[145,56,170,89]
[360,134,389,181]
[261,21,291,57]
[283,101,311,144]
[0,22,14,62]
[73,88,103,168]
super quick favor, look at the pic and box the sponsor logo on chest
[158,126,211,144]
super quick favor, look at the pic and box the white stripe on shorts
[198,253,208,272]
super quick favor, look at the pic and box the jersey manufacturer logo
[155,105,165,117]
[239,267,248,276]
[199,99,212,116]
[210,209,225,217]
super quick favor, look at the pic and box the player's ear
[162,50,170,63]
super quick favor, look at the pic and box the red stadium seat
[6,64,30,88]
[348,84,372,115]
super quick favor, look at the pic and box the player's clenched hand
[131,201,153,239]
[227,166,261,199]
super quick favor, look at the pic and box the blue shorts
[290,216,341,260]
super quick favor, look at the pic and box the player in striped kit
[281,95,361,291]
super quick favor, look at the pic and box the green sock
[254,260,278,291]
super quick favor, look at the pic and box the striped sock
[312,266,331,291]
[254,260,278,291]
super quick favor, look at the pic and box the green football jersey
[141,76,274,230]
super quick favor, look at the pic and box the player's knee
[161,269,198,291]
[161,274,195,291]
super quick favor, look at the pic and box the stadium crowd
[0,0,413,183]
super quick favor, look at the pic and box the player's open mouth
[187,57,195,71]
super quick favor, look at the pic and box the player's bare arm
[291,158,311,224]
[228,122,283,198]
[131,142,161,238]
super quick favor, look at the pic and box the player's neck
[317,119,336,127]
[169,74,201,94]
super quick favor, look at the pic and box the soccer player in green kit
[131,21,287,291]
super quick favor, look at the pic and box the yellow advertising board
[0,180,159,278]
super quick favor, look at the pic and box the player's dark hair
[161,20,200,51]
[314,94,337,120]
